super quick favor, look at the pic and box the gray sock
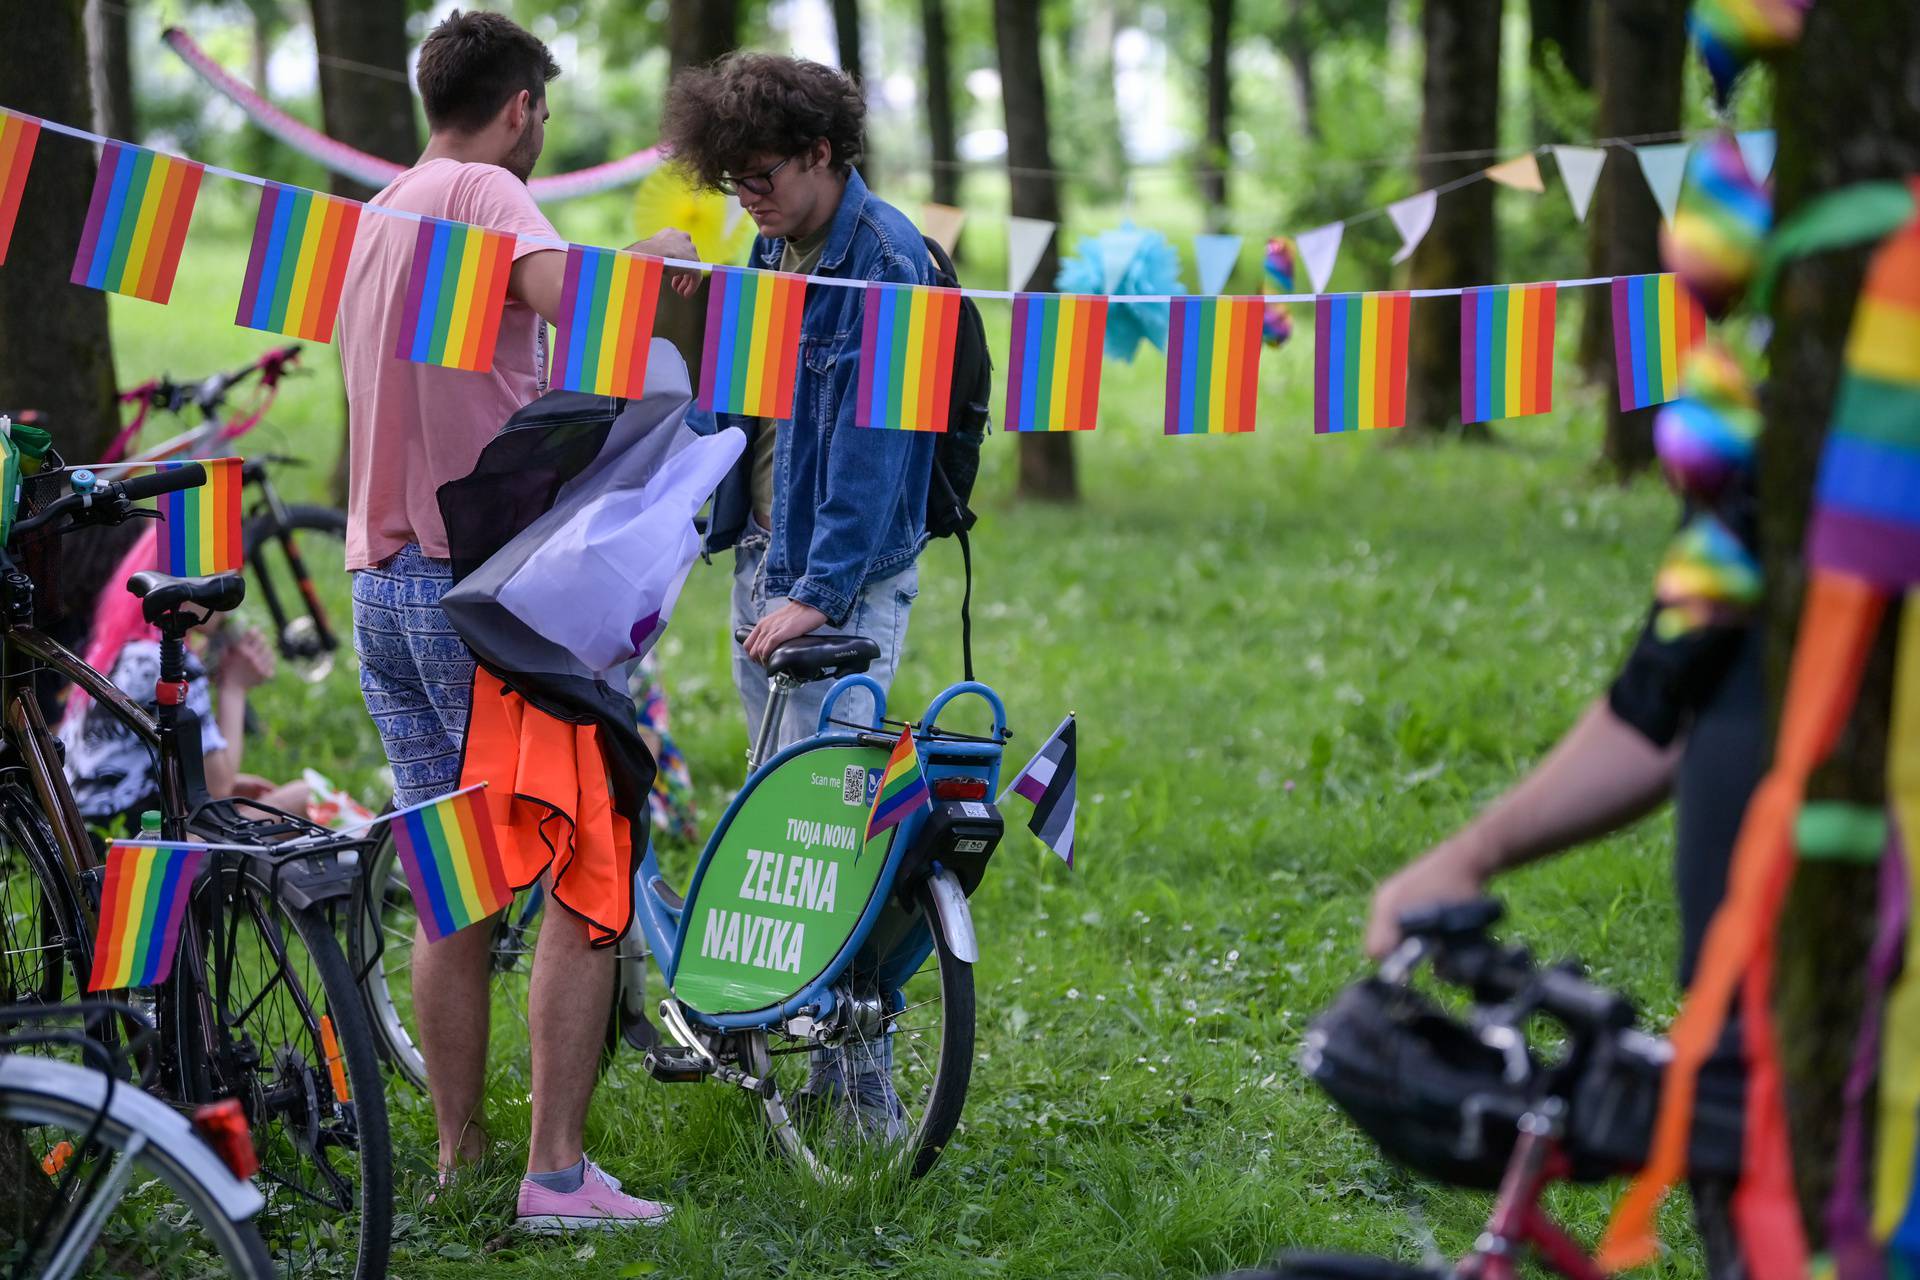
[526,1157,586,1194]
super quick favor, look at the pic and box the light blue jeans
[731,536,918,754]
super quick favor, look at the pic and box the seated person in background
[59,528,306,836]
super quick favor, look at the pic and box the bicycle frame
[1456,1102,1605,1280]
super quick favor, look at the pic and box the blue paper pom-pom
[1055,224,1185,364]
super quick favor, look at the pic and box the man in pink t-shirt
[336,10,694,1232]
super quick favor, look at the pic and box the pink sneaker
[513,1160,673,1234]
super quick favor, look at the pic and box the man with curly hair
[662,51,936,1140]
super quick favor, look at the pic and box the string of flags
[3,107,1734,438]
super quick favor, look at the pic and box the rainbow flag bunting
[393,216,517,372]
[0,110,40,267]
[70,141,204,304]
[1460,283,1557,424]
[235,182,361,344]
[1611,272,1707,411]
[154,457,243,577]
[551,245,664,399]
[1006,293,1108,432]
[1314,291,1413,434]
[392,788,513,943]
[856,284,964,431]
[699,266,808,419]
[87,842,206,990]
[1164,296,1263,435]
[865,725,930,846]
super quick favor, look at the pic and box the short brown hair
[661,53,865,190]
[415,10,560,134]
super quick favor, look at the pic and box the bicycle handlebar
[10,463,205,542]
[1396,897,1636,1037]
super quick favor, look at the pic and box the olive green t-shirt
[749,223,832,529]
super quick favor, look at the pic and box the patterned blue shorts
[352,544,476,810]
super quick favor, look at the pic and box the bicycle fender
[927,868,977,964]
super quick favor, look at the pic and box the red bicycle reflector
[932,778,989,801]
[192,1099,259,1180]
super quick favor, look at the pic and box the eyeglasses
[719,155,798,197]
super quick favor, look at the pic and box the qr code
[842,766,868,807]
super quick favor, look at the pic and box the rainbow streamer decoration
[856,284,964,431]
[1006,293,1108,432]
[1163,296,1263,435]
[87,842,206,990]
[235,182,361,343]
[865,726,930,846]
[1314,292,1413,434]
[154,457,243,577]
[1611,273,1707,411]
[0,110,40,267]
[1460,283,1557,424]
[391,788,513,943]
[393,216,517,372]
[551,245,664,398]
[698,266,808,419]
[70,142,204,304]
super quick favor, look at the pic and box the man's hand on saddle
[744,601,829,666]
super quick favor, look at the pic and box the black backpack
[923,235,991,680]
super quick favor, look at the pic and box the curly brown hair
[661,53,865,190]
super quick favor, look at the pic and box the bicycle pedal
[642,1046,713,1084]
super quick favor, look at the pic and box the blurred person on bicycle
[334,9,697,1232]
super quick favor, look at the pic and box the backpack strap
[957,527,974,684]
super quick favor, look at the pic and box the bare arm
[507,230,704,325]
[1364,696,1682,957]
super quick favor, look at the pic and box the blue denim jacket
[691,169,935,626]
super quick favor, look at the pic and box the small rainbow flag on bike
[1611,272,1707,411]
[699,267,808,419]
[235,182,362,344]
[1314,291,1412,433]
[1164,296,1263,435]
[390,786,513,943]
[155,457,243,576]
[551,245,664,399]
[1460,283,1557,424]
[0,110,40,267]
[393,216,517,372]
[865,725,930,847]
[87,841,207,990]
[856,284,964,431]
[1006,293,1108,432]
[71,141,205,304]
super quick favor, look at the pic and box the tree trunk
[0,0,122,629]
[1527,0,1593,89]
[921,0,960,208]
[307,0,416,201]
[1199,0,1233,229]
[1279,0,1318,141]
[993,0,1076,502]
[831,0,874,190]
[1578,0,1685,477]
[83,0,134,142]
[1765,0,1920,1241]
[669,0,740,76]
[1404,0,1501,438]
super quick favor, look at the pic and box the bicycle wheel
[0,1053,274,1279]
[0,784,90,1011]
[241,504,347,683]
[167,864,390,1280]
[740,880,974,1180]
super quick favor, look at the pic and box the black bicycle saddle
[127,571,247,624]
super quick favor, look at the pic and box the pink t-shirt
[337,158,558,570]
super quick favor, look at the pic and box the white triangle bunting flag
[1387,190,1438,266]
[1550,145,1606,222]
[921,203,968,256]
[1295,221,1344,293]
[1736,130,1777,182]
[1485,153,1545,193]
[1192,233,1243,295]
[1005,216,1057,294]
[1635,142,1692,226]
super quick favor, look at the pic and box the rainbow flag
[1006,293,1108,432]
[1314,292,1413,434]
[393,216,517,373]
[552,245,664,399]
[70,142,204,304]
[1164,296,1263,435]
[87,842,206,990]
[1460,283,1557,424]
[392,788,513,943]
[235,182,361,344]
[154,457,243,577]
[856,284,964,432]
[1611,272,1707,411]
[698,267,809,419]
[865,725,930,846]
[0,110,40,267]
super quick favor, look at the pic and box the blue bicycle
[354,633,1011,1179]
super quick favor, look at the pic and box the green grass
[99,223,1708,1279]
